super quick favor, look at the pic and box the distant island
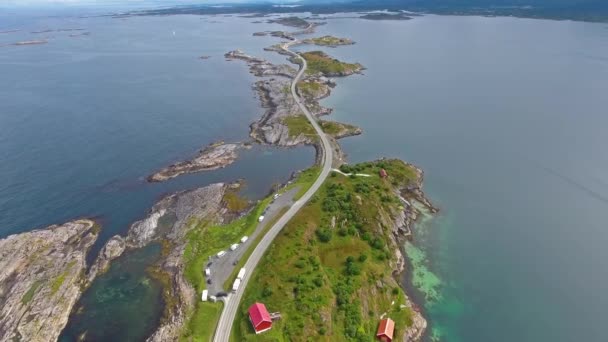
[360,12,412,20]
[130,1,608,23]
[303,35,355,47]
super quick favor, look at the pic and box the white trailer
[232,278,241,293]
[237,267,246,280]
[205,268,211,277]
[201,290,208,302]
[240,236,249,243]
[230,243,239,251]
[216,250,226,258]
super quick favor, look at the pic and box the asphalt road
[213,41,333,341]
[205,186,299,296]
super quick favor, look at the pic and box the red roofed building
[379,169,388,178]
[376,318,395,342]
[248,302,272,334]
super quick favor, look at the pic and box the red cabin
[248,302,272,334]
[379,169,388,178]
[376,318,395,342]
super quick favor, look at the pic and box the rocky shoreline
[0,219,99,342]
[147,142,248,183]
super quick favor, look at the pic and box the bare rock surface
[148,142,242,182]
[0,219,99,342]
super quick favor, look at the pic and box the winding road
[213,41,333,342]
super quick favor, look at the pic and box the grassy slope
[233,159,419,342]
[281,115,317,141]
[301,51,362,76]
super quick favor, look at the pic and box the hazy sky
[0,0,272,6]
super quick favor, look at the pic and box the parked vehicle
[232,278,241,293]
[237,267,246,280]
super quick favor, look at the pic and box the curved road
[213,42,333,342]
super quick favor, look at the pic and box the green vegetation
[270,16,310,29]
[182,301,223,342]
[233,159,420,341]
[296,81,323,98]
[21,280,43,305]
[223,207,289,291]
[181,195,273,341]
[284,166,322,201]
[320,120,359,137]
[50,260,76,295]
[282,115,317,140]
[305,35,354,47]
[223,190,249,213]
[301,51,363,76]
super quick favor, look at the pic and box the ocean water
[307,15,608,342]
[4,9,608,342]
[0,13,313,241]
[1,11,314,341]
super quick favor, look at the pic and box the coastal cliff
[0,219,99,342]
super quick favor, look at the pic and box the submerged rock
[0,219,99,342]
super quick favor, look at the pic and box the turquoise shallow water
[307,15,608,342]
[60,244,164,342]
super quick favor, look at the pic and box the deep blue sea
[3,9,608,342]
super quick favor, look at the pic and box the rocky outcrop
[147,142,243,182]
[86,235,126,285]
[376,160,437,341]
[303,35,355,47]
[0,219,99,342]
[225,49,296,78]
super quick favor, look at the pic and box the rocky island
[360,12,413,20]
[147,142,246,183]
[0,219,99,342]
[303,35,355,47]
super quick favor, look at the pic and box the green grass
[233,159,419,341]
[183,196,273,294]
[50,260,76,295]
[282,115,317,140]
[223,207,289,291]
[301,51,362,76]
[305,36,354,46]
[181,195,274,341]
[223,191,249,213]
[21,280,43,305]
[282,166,321,201]
[296,81,323,98]
[182,301,223,342]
